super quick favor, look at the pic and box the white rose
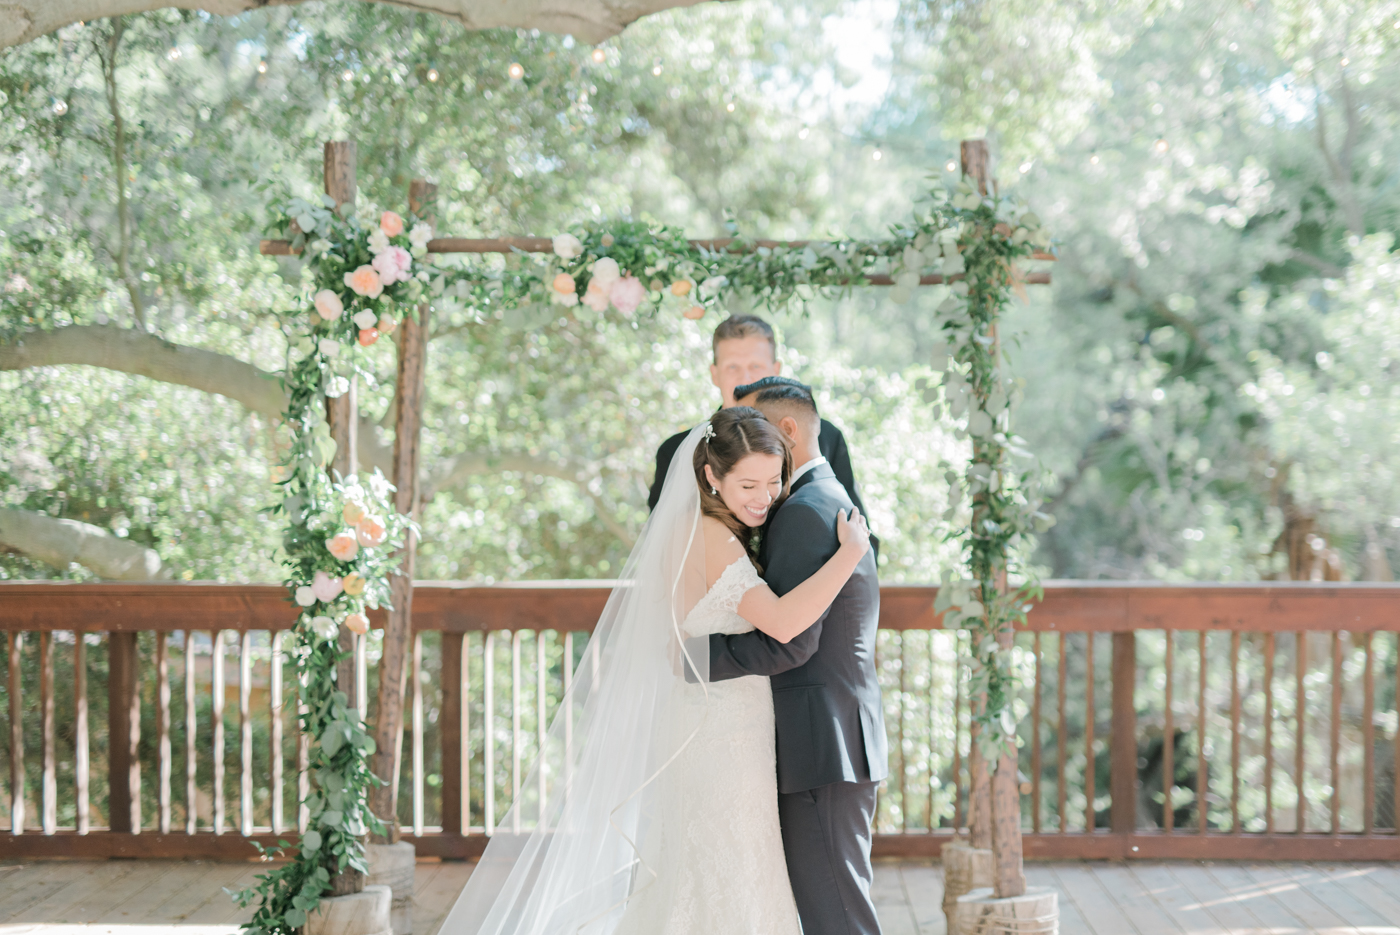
[325,375,350,398]
[552,233,583,259]
[367,228,390,255]
[700,275,728,296]
[307,239,331,257]
[309,615,338,640]
[409,223,433,247]
[551,289,579,307]
[295,586,317,607]
[353,309,378,329]
[318,338,341,358]
[590,257,621,289]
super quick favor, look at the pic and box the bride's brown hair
[693,407,792,568]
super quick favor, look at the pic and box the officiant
[647,314,878,556]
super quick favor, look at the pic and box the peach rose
[342,500,366,525]
[314,289,344,321]
[358,328,379,347]
[380,211,405,238]
[683,305,706,320]
[552,273,576,294]
[342,573,366,596]
[311,569,343,602]
[377,315,397,334]
[327,531,360,562]
[356,515,387,547]
[344,265,383,298]
[344,612,370,635]
[670,279,693,297]
[582,281,609,312]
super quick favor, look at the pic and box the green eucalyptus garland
[234,177,1050,934]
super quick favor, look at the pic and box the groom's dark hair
[750,383,820,433]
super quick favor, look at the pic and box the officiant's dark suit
[705,388,887,935]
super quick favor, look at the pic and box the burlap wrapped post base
[367,841,416,935]
[941,841,995,931]
[306,884,392,935]
[952,886,1058,935]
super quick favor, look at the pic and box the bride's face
[707,452,784,527]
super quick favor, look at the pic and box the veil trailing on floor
[439,424,712,935]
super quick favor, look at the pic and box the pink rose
[380,211,405,238]
[311,569,343,602]
[327,531,360,562]
[314,289,344,321]
[356,515,387,547]
[581,281,610,312]
[372,246,412,285]
[344,612,370,635]
[344,265,383,298]
[609,276,647,316]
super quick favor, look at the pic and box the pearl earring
[710,486,718,496]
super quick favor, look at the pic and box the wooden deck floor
[2,858,1398,935]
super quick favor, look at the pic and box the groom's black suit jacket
[707,462,888,795]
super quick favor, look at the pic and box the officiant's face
[711,335,781,407]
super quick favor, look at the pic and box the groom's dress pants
[778,780,882,935]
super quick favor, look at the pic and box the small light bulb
[652,65,662,76]
[1019,160,1032,173]
[427,68,439,82]
[1340,56,1349,67]
[508,62,524,80]
[592,48,607,63]
[945,159,957,172]
[726,102,735,112]
[52,98,68,116]
[1089,153,1099,165]
[342,69,354,82]
[166,46,181,61]
[257,61,267,74]
[1155,138,1169,153]
[798,127,810,140]
[872,149,883,161]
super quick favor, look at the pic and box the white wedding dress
[614,557,802,935]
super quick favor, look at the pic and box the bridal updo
[694,407,792,566]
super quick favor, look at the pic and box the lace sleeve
[708,557,764,615]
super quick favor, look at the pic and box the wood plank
[1276,863,1391,929]
[123,861,235,922]
[180,863,263,924]
[1240,863,1359,933]
[1200,863,1310,934]
[414,859,475,935]
[1050,863,1139,935]
[1025,864,1091,935]
[6,861,142,923]
[57,862,173,922]
[1320,863,1400,927]
[899,862,945,935]
[1090,864,1182,935]
[1165,861,1268,934]
[0,860,95,920]
[1126,864,1228,935]
[140,861,248,922]
[871,861,917,935]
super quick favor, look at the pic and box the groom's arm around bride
[707,383,887,935]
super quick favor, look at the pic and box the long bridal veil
[440,425,711,935]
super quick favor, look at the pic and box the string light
[341,69,354,82]
[1154,138,1169,153]
[591,48,606,63]
[508,62,525,80]
[726,102,735,112]
[798,127,810,140]
[51,98,68,116]
[166,45,181,61]
[257,61,267,74]
[872,148,883,161]
[1018,160,1033,173]
[1090,152,1100,165]
[945,158,957,172]
[1340,56,1350,67]
[652,59,663,76]
[427,68,439,82]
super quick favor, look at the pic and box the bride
[441,406,870,934]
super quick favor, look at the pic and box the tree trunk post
[369,179,434,843]
[323,140,361,715]
[107,631,141,834]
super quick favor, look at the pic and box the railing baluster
[1197,630,1208,834]
[1295,631,1307,834]
[1363,631,1374,835]
[440,632,463,836]
[1230,630,1241,833]
[1032,631,1042,835]
[213,629,226,835]
[463,632,471,831]
[564,631,574,808]
[484,631,496,835]
[9,631,24,834]
[240,631,253,836]
[356,632,369,721]
[928,631,939,832]
[184,630,197,834]
[1085,632,1095,832]
[1263,632,1274,835]
[1394,632,1399,838]
[75,632,89,835]
[157,631,172,834]
[898,633,907,832]
[271,631,285,835]
[1330,630,1342,836]
[298,691,310,833]
[512,630,522,834]
[413,631,424,837]
[537,630,547,828]
[1057,631,1067,834]
[952,631,964,831]
[1164,630,1174,833]
[108,631,141,833]
[40,631,55,835]
[1110,631,1136,836]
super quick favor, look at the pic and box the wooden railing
[2,581,1399,860]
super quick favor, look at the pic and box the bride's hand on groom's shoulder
[836,508,871,557]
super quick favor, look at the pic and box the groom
[708,379,886,935]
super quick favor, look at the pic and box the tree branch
[1287,249,1345,279]
[97,17,145,329]
[0,508,169,580]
